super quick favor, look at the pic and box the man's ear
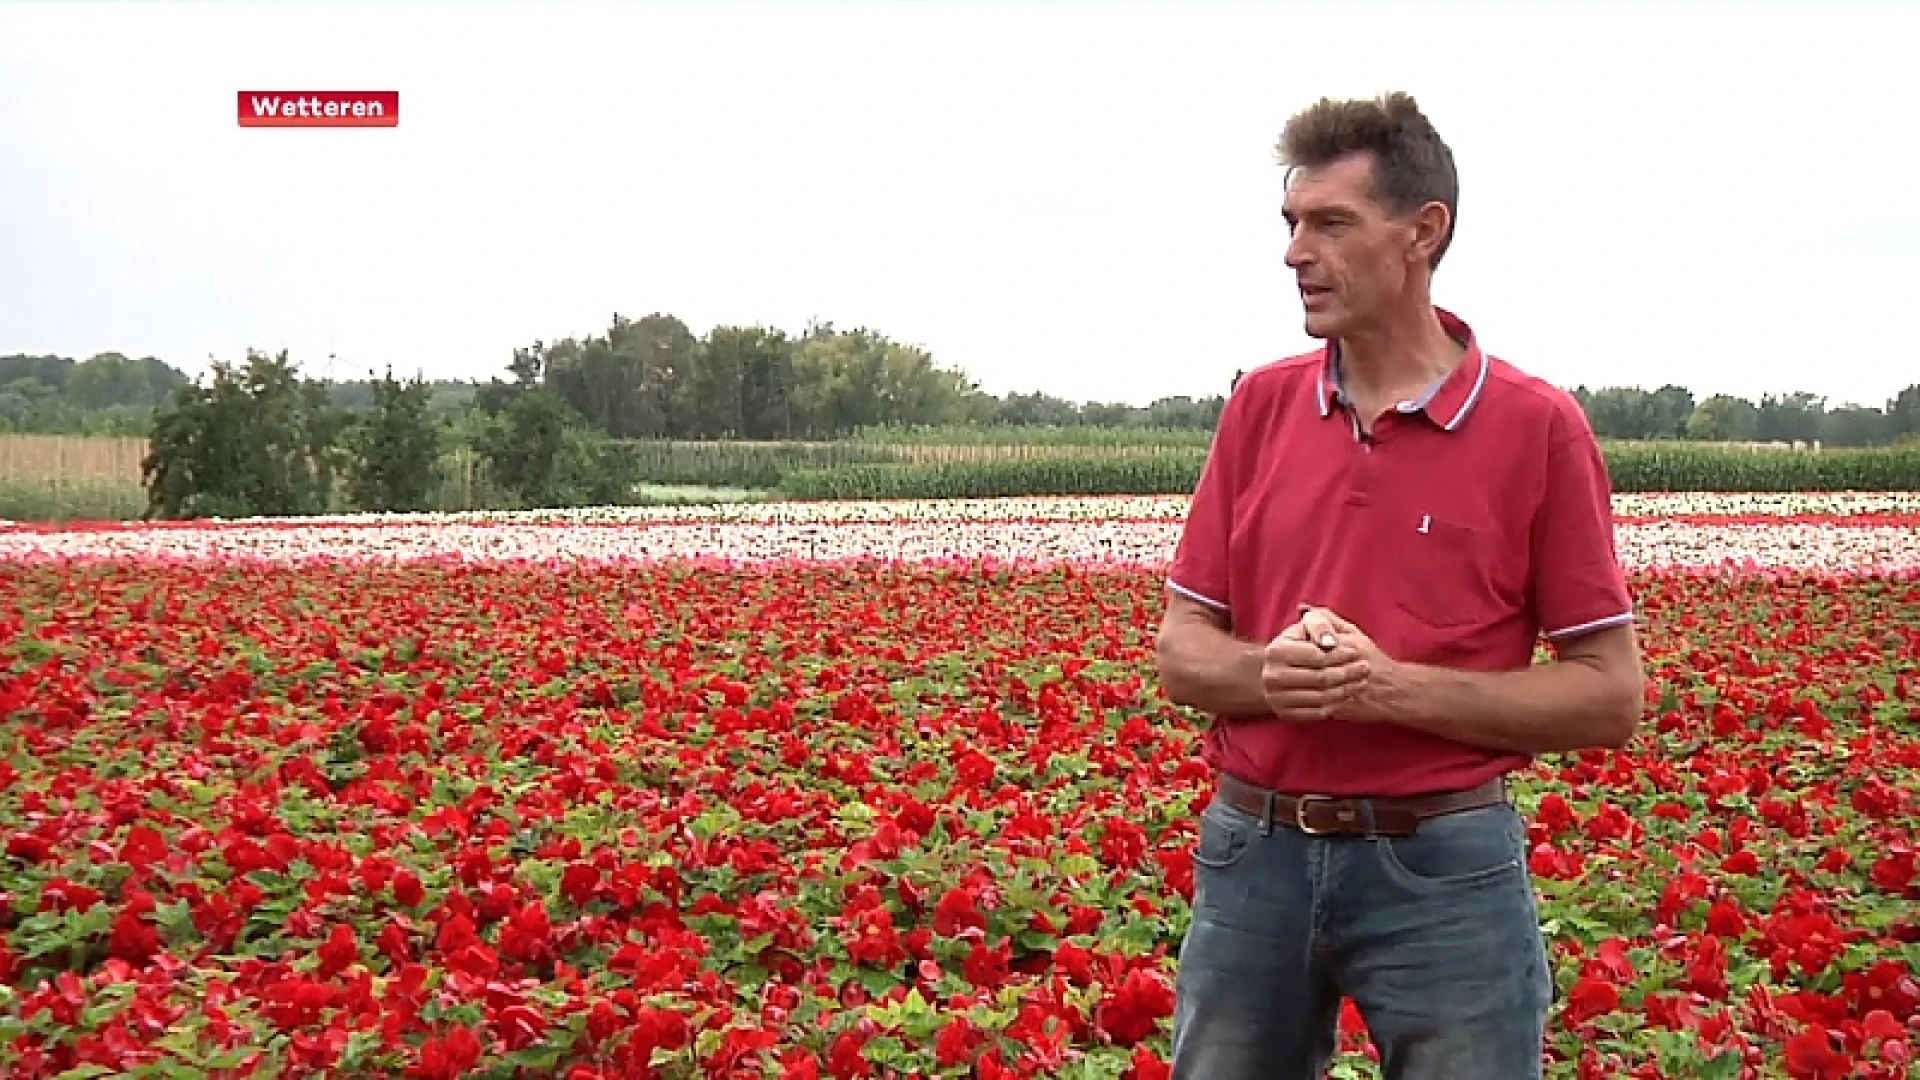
[1407,201,1451,265]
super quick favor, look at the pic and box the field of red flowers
[1,501,1917,1078]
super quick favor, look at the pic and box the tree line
[7,322,1917,448]
[1567,385,1920,447]
[0,315,1227,443]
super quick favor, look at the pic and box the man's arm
[1362,622,1645,753]
[1155,592,1271,718]
[1157,370,1262,718]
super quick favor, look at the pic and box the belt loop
[1259,791,1275,837]
[1360,799,1377,839]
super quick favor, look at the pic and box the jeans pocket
[1192,803,1254,872]
[1376,804,1525,891]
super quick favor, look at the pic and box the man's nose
[1284,236,1312,269]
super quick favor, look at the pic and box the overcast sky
[2,1,1914,409]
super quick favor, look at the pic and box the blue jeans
[1170,794,1554,1079]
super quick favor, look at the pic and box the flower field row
[0,557,1915,1079]
[0,517,1914,577]
[3,491,1920,532]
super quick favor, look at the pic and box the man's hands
[1260,606,1400,722]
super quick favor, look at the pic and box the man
[1154,91,1647,1080]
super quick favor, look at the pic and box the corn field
[848,424,1218,448]
[780,455,1211,501]
[0,434,147,483]
[1601,443,1920,492]
[1,434,1916,522]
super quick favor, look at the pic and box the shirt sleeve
[1167,379,1250,616]
[1531,405,1635,641]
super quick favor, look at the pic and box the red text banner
[238,91,398,128]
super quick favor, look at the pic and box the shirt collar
[1316,306,1491,431]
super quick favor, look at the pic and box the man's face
[1282,152,1423,340]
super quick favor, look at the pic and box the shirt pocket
[1388,514,1514,630]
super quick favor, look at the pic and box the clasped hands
[1261,606,1398,723]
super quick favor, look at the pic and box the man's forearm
[1367,657,1643,755]
[1156,623,1271,719]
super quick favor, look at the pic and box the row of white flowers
[4,491,1914,532]
[0,517,1912,574]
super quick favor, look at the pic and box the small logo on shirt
[1417,513,1432,534]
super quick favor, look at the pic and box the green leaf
[857,967,900,997]
[501,1044,570,1070]
[206,1045,262,1070]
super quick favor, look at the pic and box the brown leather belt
[1212,772,1509,838]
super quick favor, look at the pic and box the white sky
[2,0,1915,409]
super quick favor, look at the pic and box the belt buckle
[1293,794,1335,836]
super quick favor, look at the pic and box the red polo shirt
[1167,307,1635,798]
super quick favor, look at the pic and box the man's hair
[1277,91,1459,269]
